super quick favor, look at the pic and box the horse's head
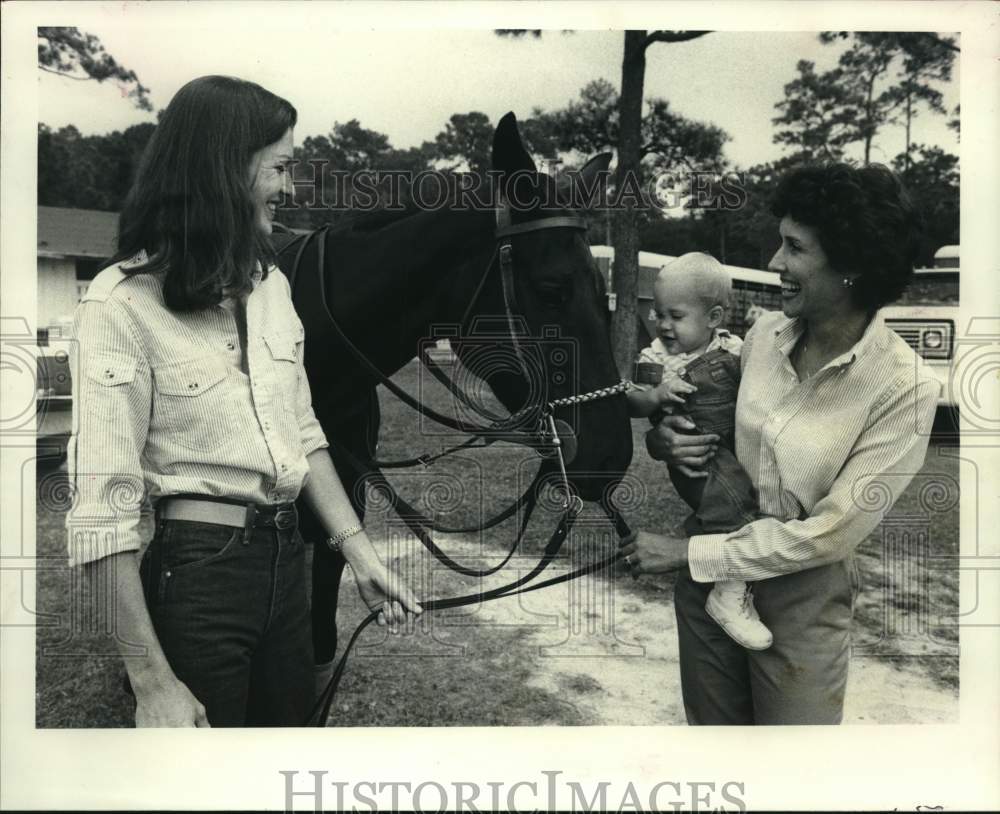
[452,113,633,503]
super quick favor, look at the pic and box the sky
[37,25,960,171]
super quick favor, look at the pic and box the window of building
[75,258,103,280]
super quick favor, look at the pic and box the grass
[34,359,959,726]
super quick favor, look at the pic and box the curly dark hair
[770,162,924,311]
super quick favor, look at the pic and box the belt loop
[242,504,257,545]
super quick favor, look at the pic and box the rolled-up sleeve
[688,373,941,583]
[65,297,151,567]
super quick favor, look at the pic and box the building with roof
[37,206,118,335]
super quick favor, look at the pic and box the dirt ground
[333,532,958,727]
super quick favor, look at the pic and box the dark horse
[275,114,633,664]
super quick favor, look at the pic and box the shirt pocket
[85,353,138,388]
[82,353,140,423]
[151,357,231,453]
[263,329,302,402]
[264,328,300,362]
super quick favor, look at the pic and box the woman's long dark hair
[110,76,297,311]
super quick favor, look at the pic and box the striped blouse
[65,255,328,567]
[687,309,940,583]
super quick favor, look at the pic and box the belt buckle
[274,505,296,530]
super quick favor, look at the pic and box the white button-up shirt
[688,309,940,583]
[66,256,328,567]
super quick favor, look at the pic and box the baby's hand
[653,376,696,405]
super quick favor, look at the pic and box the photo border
[3,2,998,811]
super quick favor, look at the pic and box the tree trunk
[611,31,647,378]
[863,78,875,165]
[904,92,913,176]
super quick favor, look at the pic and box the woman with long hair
[66,75,421,727]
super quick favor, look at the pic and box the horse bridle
[277,204,635,726]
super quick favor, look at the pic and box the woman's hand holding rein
[302,447,423,630]
[339,530,423,628]
[619,531,689,577]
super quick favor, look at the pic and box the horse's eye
[536,285,570,307]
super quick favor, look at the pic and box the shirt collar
[773,317,802,357]
[773,311,886,370]
[120,249,149,270]
[703,328,732,353]
[220,263,265,303]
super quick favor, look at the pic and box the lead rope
[331,437,545,576]
[307,429,636,727]
[307,495,633,726]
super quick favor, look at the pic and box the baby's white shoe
[705,580,773,650]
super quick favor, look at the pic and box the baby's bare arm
[653,376,697,404]
[626,386,660,418]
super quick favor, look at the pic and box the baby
[626,253,772,650]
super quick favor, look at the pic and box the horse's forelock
[504,172,580,223]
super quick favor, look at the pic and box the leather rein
[276,205,634,726]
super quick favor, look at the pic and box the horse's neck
[331,207,496,375]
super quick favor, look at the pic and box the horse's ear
[492,112,537,176]
[576,153,613,192]
[557,152,613,209]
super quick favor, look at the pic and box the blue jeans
[656,349,762,535]
[139,511,313,727]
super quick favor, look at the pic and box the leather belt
[158,497,298,531]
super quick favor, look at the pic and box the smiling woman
[250,129,295,235]
[65,75,421,729]
[633,161,940,725]
[104,77,297,310]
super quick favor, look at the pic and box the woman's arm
[619,531,689,576]
[66,297,152,565]
[301,450,422,626]
[687,374,940,583]
[282,280,422,627]
[68,295,205,725]
[92,552,209,726]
